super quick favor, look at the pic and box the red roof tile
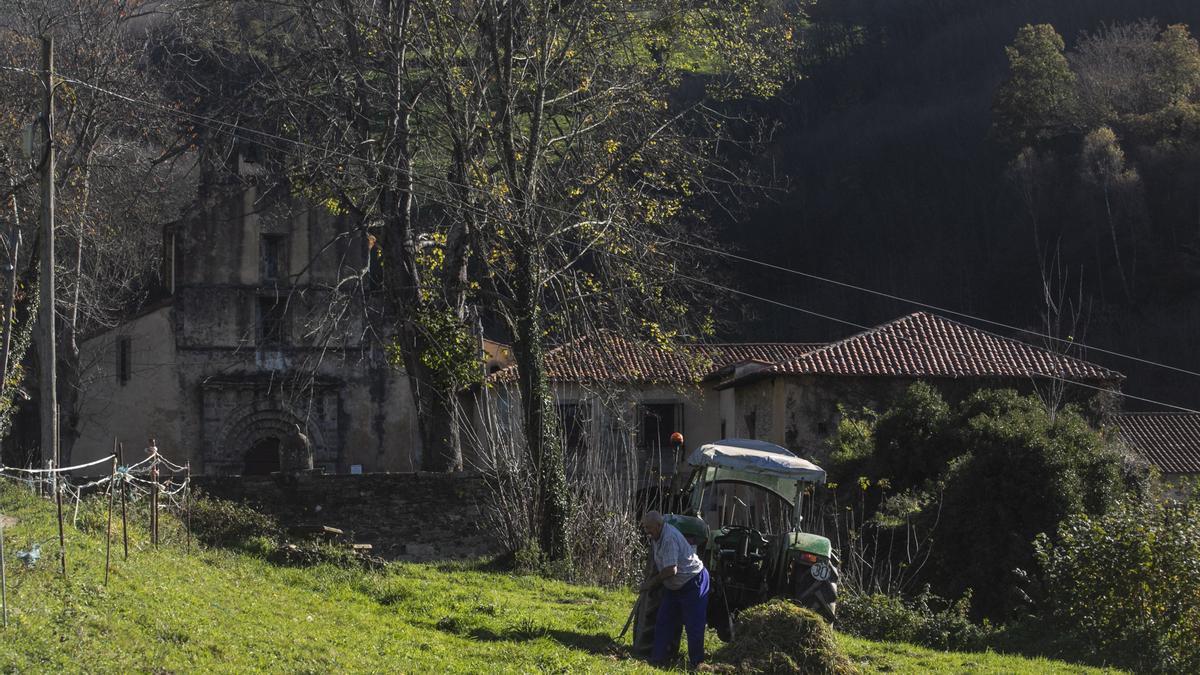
[1116,413,1200,474]
[489,334,821,385]
[760,312,1122,382]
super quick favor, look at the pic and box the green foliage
[413,304,481,390]
[935,389,1126,618]
[716,600,856,674]
[828,405,877,466]
[825,384,1132,619]
[837,589,993,652]
[1149,25,1200,107]
[187,494,280,549]
[1080,126,1137,188]
[993,24,1078,145]
[872,382,952,488]
[1034,495,1200,673]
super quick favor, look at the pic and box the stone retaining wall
[193,472,501,561]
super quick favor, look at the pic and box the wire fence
[0,441,193,627]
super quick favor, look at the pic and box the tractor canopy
[686,439,825,507]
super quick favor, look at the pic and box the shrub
[838,589,992,651]
[935,390,1128,618]
[872,383,952,488]
[188,495,280,548]
[716,600,856,674]
[825,386,1135,619]
[1034,495,1200,673]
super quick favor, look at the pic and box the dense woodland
[730,0,1200,411]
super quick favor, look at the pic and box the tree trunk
[375,0,463,472]
[513,239,571,562]
[380,179,464,472]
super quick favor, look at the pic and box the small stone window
[260,234,287,282]
[116,336,132,385]
[258,296,289,346]
[556,402,590,458]
[638,402,681,454]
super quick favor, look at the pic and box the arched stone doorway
[244,437,281,475]
[200,379,340,474]
[216,408,327,475]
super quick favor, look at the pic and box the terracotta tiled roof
[488,334,821,385]
[757,312,1123,382]
[701,343,823,369]
[1116,413,1200,474]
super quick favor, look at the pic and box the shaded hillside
[724,0,1200,410]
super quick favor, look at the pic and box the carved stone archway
[200,378,340,474]
[217,407,327,475]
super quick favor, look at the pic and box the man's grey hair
[641,510,664,527]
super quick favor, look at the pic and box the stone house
[473,333,818,483]
[70,180,421,475]
[477,313,1127,473]
[713,312,1125,462]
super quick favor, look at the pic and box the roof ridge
[768,312,922,371]
[689,341,825,346]
[754,310,1122,381]
[911,311,1124,379]
[1117,411,1200,417]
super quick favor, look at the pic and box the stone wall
[194,472,501,561]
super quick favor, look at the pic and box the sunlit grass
[0,484,1118,673]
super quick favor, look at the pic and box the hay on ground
[714,600,856,674]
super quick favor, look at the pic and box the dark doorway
[244,438,281,475]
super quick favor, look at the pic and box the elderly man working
[640,510,710,669]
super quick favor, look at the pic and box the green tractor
[632,439,838,656]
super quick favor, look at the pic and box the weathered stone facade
[74,179,422,474]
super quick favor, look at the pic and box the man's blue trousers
[651,567,710,667]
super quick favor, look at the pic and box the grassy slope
[0,485,1118,673]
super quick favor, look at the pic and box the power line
[579,242,1200,414]
[659,236,1200,381]
[9,62,1200,391]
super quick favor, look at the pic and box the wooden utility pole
[38,36,59,469]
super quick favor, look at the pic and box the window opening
[258,296,288,346]
[260,234,286,282]
[638,402,682,454]
[556,402,590,459]
[116,336,132,385]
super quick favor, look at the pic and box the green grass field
[0,484,1119,673]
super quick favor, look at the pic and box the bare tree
[0,0,195,461]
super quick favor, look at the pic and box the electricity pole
[38,36,59,468]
